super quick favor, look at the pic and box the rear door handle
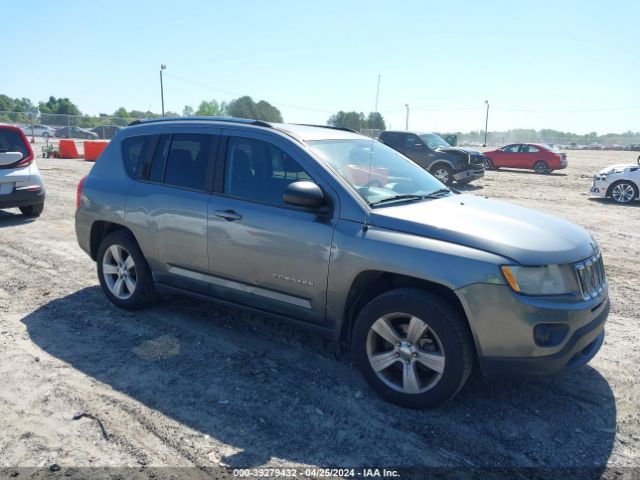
[214,209,242,221]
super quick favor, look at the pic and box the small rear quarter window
[121,135,152,178]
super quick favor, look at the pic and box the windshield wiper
[424,188,451,198]
[369,194,428,206]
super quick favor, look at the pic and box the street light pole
[405,104,409,130]
[483,100,489,147]
[160,64,167,117]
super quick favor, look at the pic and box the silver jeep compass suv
[75,117,609,408]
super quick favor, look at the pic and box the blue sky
[5,0,639,133]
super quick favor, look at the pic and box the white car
[0,124,46,216]
[21,124,56,138]
[588,161,640,204]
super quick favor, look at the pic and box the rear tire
[352,288,474,409]
[96,230,157,309]
[533,161,549,174]
[19,203,44,217]
[482,157,493,170]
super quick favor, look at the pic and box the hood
[598,164,635,174]
[437,147,484,157]
[370,194,596,265]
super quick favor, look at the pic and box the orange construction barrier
[58,139,79,159]
[84,141,109,162]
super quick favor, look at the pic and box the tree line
[0,94,285,127]
[2,93,636,144]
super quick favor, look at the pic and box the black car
[378,131,485,186]
[55,126,99,140]
[91,125,123,139]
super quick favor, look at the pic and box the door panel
[207,132,336,325]
[125,129,219,293]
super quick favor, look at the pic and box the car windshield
[419,133,450,150]
[307,138,448,206]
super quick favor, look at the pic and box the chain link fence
[2,111,639,149]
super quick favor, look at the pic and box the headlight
[500,264,576,295]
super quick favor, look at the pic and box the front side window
[307,138,446,206]
[224,137,311,207]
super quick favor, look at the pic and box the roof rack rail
[127,116,273,128]
[292,123,358,133]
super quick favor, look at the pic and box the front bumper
[453,167,484,183]
[587,177,609,198]
[455,282,609,378]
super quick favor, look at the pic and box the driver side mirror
[284,181,326,210]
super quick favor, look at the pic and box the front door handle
[214,209,242,221]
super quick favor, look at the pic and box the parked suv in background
[378,130,485,185]
[76,117,609,408]
[0,124,46,217]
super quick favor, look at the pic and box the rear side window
[153,133,217,191]
[0,129,28,157]
[122,135,152,178]
[382,132,403,148]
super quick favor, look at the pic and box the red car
[483,143,567,173]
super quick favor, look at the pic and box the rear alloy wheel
[533,161,549,174]
[609,181,638,204]
[19,203,44,217]
[97,230,156,309]
[431,164,454,186]
[353,288,474,409]
[482,157,493,170]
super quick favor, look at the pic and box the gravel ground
[0,143,639,478]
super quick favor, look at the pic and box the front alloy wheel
[431,165,453,185]
[353,288,473,409]
[610,181,637,204]
[367,314,445,394]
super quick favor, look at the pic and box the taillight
[15,152,34,167]
[76,176,87,209]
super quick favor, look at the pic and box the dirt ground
[0,141,639,478]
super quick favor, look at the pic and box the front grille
[470,156,485,167]
[575,253,606,300]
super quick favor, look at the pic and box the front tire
[19,203,44,217]
[609,180,638,204]
[430,164,454,186]
[352,288,474,409]
[96,230,157,309]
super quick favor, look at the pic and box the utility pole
[405,104,409,131]
[160,64,167,117]
[374,74,381,113]
[483,100,489,147]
